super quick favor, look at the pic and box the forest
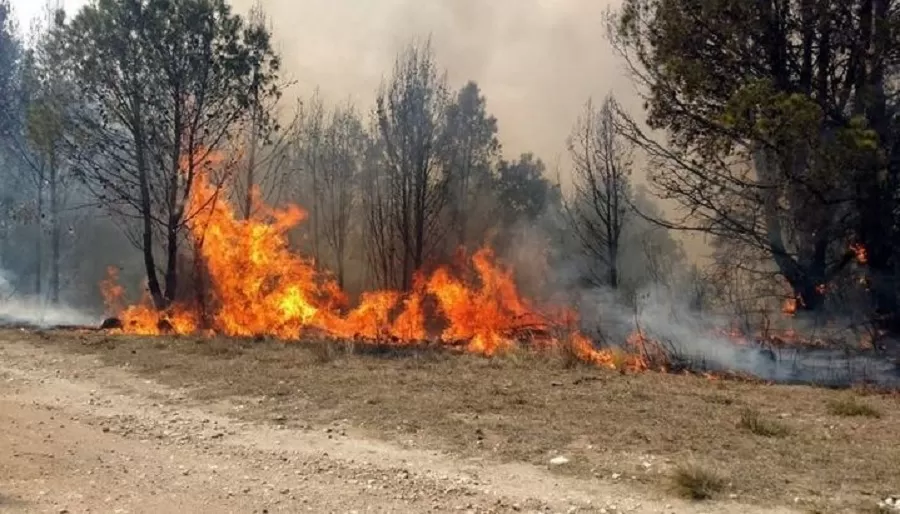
[0,0,896,356]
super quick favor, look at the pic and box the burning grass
[99,155,651,374]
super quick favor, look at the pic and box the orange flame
[103,153,647,372]
[100,266,125,316]
[851,243,868,265]
[782,297,798,316]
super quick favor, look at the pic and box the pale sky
[7,0,707,257]
[11,0,87,30]
[12,0,637,166]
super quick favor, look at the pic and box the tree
[0,0,19,135]
[232,0,293,220]
[0,0,23,272]
[441,81,500,249]
[619,185,687,295]
[494,153,560,226]
[293,89,327,263]
[492,153,563,267]
[371,38,451,291]
[20,6,75,304]
[0,3,79,303]
[292,95,366,288]
[564,94,632,289]
[609,0,895,320]
[60,0,280,309]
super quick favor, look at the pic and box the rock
[878,496,900,512]
[100,317,123,330]
[549,456,569,466]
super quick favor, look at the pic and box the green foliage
[495,153,560,224]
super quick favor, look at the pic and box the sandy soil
[1,330,896,513]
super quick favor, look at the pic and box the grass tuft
[669,464,726,500]
[826,397,882,418]
[738,408,791,437]
[308,340,343,364]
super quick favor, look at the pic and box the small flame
[851,243,868,265]
[100,266,125,316]
[782,297,798,316]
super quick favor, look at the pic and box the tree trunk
[34,177,43,298]
[164,218,178,306]
[244,104,258,220]
[49,155,60,304]
[133,101,165,309]
[608,243,619,289]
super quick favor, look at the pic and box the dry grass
[669,464,726,500]
[826,397,883,418]
[738,408,792,438]
[22,330,900,514]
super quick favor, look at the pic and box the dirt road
[0,335,799,513]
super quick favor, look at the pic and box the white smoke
[574,284,900,388]
[0,269,101,328]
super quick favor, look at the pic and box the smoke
[572,284,900,388]
[0,269,100,328]
[228,0,638,168]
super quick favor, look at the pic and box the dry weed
[669,464,726,500]
[826,397,882,418]
[738,408,791,438]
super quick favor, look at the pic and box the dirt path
[0,336,796,514]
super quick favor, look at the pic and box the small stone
[549,456,569,466]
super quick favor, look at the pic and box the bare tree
[61,0,280,309]
[319,101,366,288]
[292,90,327,262]
[564,94,632,289]
[230,0,296,220]
[370,38,451,290]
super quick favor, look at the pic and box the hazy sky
[11,0,87,29]
[13,0,636,170]
[229,0,637,168]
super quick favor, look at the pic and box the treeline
[608,0,900,340]
[0,0,690,317]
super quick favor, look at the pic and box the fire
[851,243,868,265]
[782,297,798,315]
[103,154,647,372]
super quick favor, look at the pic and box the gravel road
[0,336,797,514]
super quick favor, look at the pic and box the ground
[0,330,897,513]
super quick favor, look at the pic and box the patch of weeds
[308,340,343,364]
[826,397,882,418]
[738,408,791,437]
[554,335,587,370]
[704,394,735,406]
[669,464,725,500]
[608,346,633,374]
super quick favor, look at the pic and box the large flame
[102,155,647,371]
